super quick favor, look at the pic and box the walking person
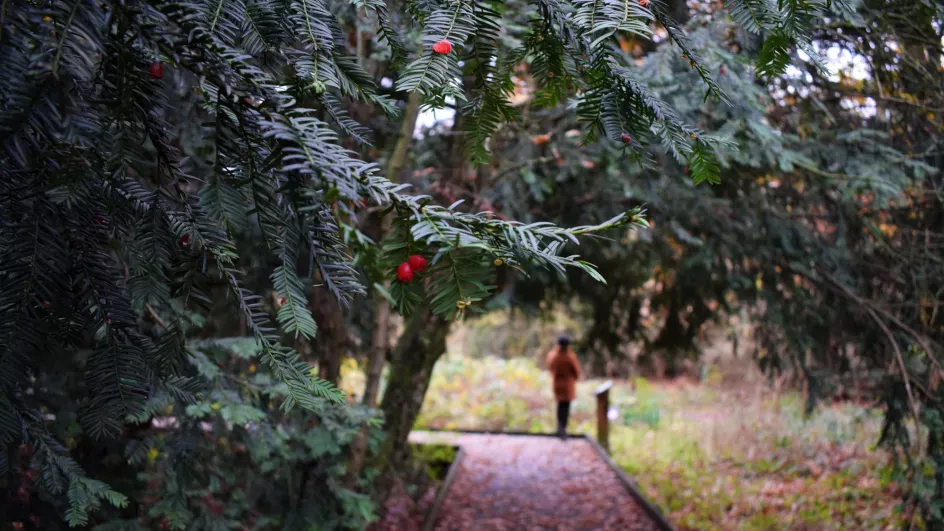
[546,335,582,439]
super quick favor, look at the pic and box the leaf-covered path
[410,432,663,531]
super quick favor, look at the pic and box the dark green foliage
[124,338,380,530]
[725,0,828,79]
[462,1,517,164]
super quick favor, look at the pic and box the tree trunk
[359,103,467,495]
[311,287,346,386]
[344,91,422,488]
[640,299,685,377]
[318,345,341,386]
[362,299,390,407]
[372,310,452,492]
[361,90,421,408]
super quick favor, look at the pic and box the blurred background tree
[419,0,944,523]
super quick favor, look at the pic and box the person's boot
[557,425,566,440]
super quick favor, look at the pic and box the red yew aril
[149,61,164,80]
[621,133,631,144]
[279,297,286,305]
[180,234,191,245]
[432,40,453,54]
[407,254,428,272]
[396,262,414,283]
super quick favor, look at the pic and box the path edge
[583,436,676,531]
[422,445,466,531]
[411,429,675,531]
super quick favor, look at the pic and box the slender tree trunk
[361,91,421,408]
[361,298,390,407]
[344,91,422,488]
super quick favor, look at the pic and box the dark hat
[557,335,570,346]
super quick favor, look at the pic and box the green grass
[343,354,903,530]
[410,443,458,481]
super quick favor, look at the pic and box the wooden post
[595,380,613,454]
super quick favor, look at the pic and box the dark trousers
[556,401,571,435]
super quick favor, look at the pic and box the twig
[819,270,944,381]
[794,161,901,190]
[145,303,168,328]
[224,373,264,391]
[815,270,926,454]
[865,303,922,454]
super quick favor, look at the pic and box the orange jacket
[546,347,582,402]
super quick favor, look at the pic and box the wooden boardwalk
[409,432,671,531]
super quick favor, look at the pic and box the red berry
[720,66,726,75]
[432,40,453,54]
[96,214,105,224]
[279,297,286,305]
[148,61,164,80]
[621,133,631,144]
[407,255,428,273]
[42,301,51,309]
[179,234,191,245]
[396,262,414,283]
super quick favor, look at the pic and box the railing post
[594,380,613,454]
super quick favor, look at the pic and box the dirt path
[410,432,662,531]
